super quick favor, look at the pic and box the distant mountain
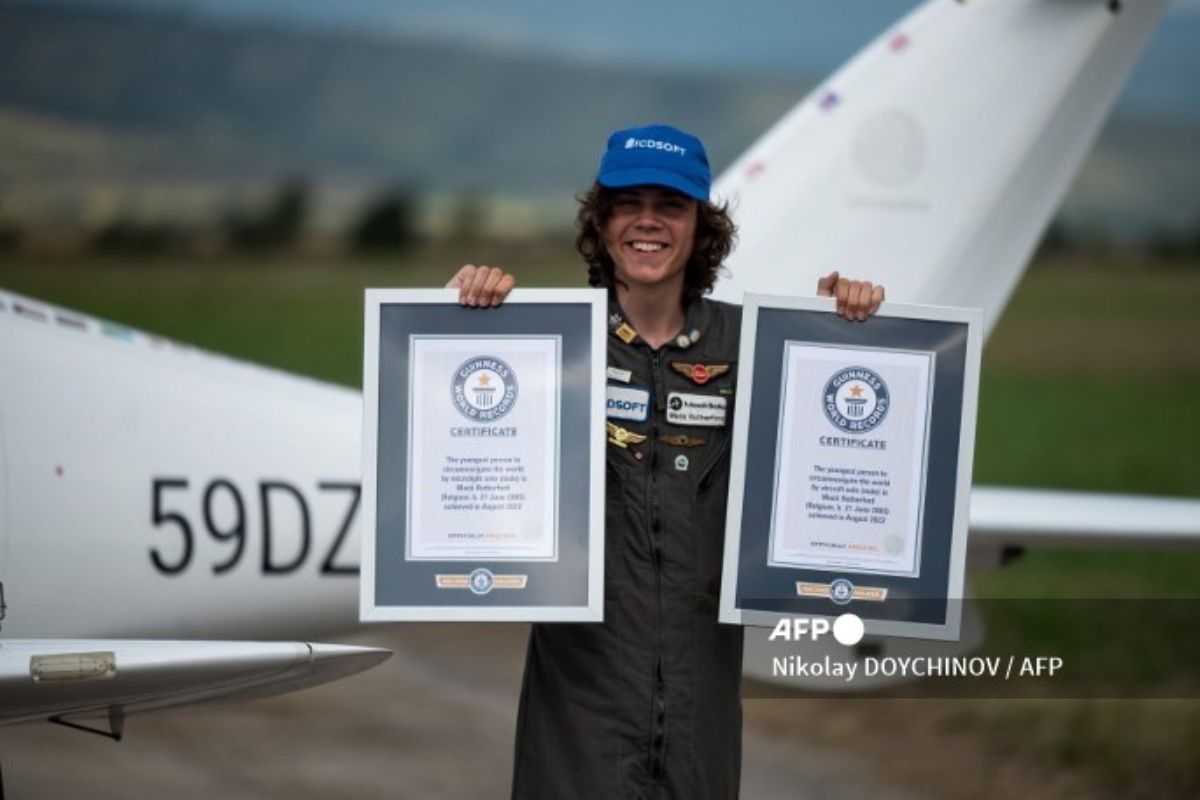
[0,2,805,191]
[1,1,1196,235]
[37,0,1200,124]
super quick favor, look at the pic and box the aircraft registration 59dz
[2,0,1200,737]
[0,302,366,642]
[0,288,383,732]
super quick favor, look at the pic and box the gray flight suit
[512,297,744,799]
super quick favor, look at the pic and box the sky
[54,0,1200,121]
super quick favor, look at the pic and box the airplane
[2,0,1198,739]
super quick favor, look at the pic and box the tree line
[0,179,500,258]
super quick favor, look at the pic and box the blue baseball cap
[596,124,711,201]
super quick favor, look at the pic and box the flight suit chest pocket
[690,435,733,601]
[662,356,735,429]
[604,458,629,590]
[661,355,735,456]
[663,353,736,601]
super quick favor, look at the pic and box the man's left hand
[816,270,885,322]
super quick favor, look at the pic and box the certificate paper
[407,336,561,561]
[769,343,933,576]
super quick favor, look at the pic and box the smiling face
[602,186,698,294]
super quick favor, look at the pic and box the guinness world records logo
[823,366,889,433]
[830,578,854,606]
[469,568,495,595]
[452,356,518,421]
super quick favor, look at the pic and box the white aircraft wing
[969,487,1200,549]
[0,639,389,731]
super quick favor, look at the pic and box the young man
[448,125,883,799]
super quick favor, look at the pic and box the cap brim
[598,168,710,202]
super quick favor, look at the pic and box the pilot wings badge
[671,362,731,385]
[606,422,647,449]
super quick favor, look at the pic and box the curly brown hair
[574,182,737,303]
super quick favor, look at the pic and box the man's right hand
[446,264,516,307]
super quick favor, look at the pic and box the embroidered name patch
[666,392,727,427]
[606,366,633,384]
[607,385,651,422]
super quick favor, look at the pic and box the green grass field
[3,251,1199,796]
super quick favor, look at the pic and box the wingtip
[305,642,393,673]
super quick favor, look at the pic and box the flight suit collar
[607,295,712,352]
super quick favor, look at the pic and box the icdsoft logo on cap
[623,137,688,156]
[598,124,711,201]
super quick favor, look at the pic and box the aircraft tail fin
[712,0,1168,335]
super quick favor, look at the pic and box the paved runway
[0,625,1051,798]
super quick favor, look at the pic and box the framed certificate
[361,288,606,622]
[718,294,982,640]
